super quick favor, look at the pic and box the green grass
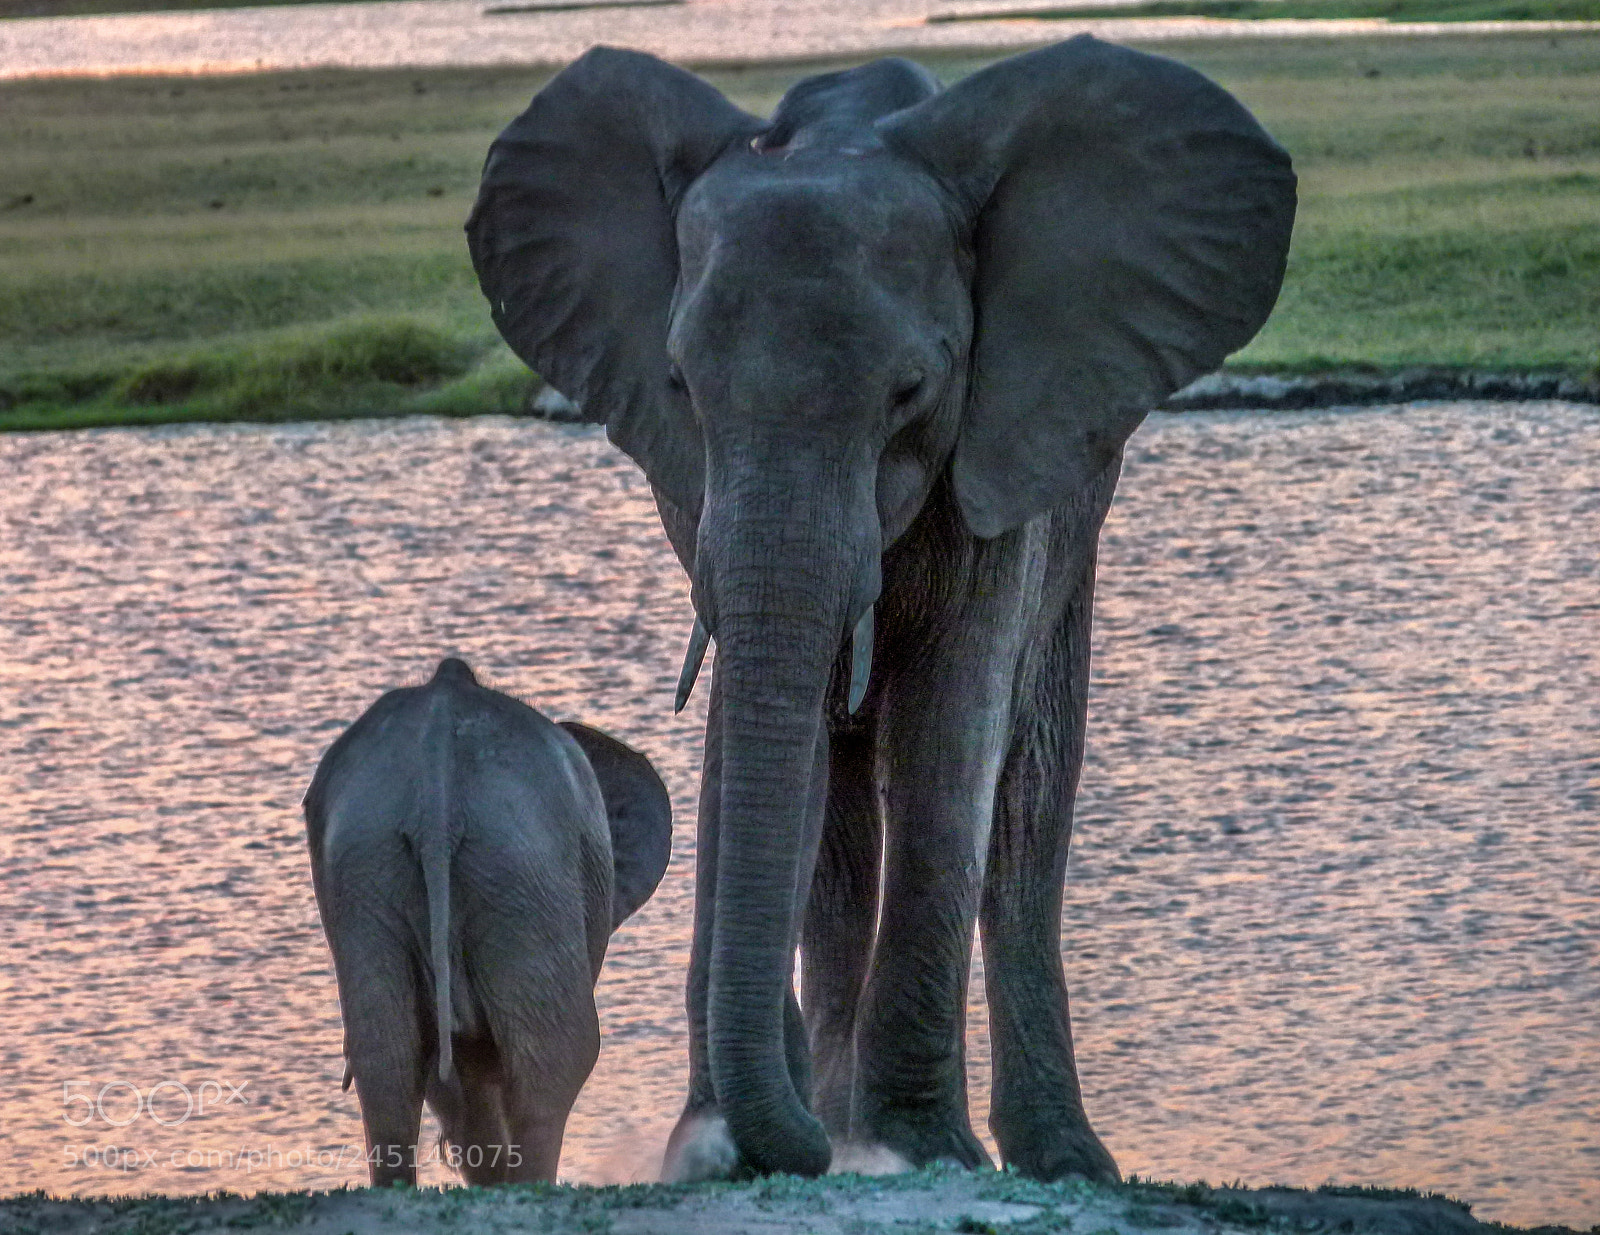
[0,316,538,430]
[1,1170,1586,1235]
[929,0,1600,23]
[1176,35,1600,373]
[2,35,1597,431]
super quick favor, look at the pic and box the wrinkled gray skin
[467,38,1295,1182]
[304,658,672,1186]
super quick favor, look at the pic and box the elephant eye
[890,371,925,413]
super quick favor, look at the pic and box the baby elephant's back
[307,663,616,1011]
[439,683,615,972]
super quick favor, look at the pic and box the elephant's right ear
[558,722,673,930]
[466,48,764,516]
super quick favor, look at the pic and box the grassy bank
[2,1168,1571,1235]
[2,33,1597,431]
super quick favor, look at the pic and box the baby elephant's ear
[558,722,673,930]
[466,48,764,517]
[880,36,1296,538]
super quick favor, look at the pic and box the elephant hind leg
[428,1037,513,1185]
[979,507,1118,1185]
[498,1012,598,1184]
[472,942,601,1184]
[341,969,428,1187]
[352,1071,425,1187]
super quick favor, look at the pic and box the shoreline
[3,1168,1590,1235]
[3,367,1596,436]
[516,369,1600,428]
[2,0,1595,83]
[4,367,1598,437]
[1158,367,1600,413]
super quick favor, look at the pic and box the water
[0,0,1581,80]
[0,402,1594,1226]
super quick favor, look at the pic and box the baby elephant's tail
[419,688,457,1083]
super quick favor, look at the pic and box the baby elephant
[304,657,672,1186]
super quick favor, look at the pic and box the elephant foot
[828,1142,914,1175]
[661,1109,744,1182]
[855,1103,992,1174]
[992,1110,1120,1184]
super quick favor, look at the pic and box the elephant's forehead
[678,153,952,270]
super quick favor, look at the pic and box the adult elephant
[467,37,1295,1182]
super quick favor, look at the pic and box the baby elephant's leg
[496,1003,600,1184]
[458,814,606,1184]
[500,1069,587,1182]
[324,839,430,1186]
[340,967,426,1186]
[354,1072,424,1187]
[434,1048,515,1186]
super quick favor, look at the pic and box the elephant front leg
[980,605,1119,1183]
[802,720,881,1139]
[850,586,1030,1170]
[981,476,1120,1184]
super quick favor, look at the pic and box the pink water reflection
[0,404,1594,1225]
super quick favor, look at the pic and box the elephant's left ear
[558,722,673,930]
[879,36,1296,538]
[466,48,765,516]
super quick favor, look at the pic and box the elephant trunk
[699,497,870,1177]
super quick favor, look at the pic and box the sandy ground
[0,1168,1570,1235]
[1,0,1594,80]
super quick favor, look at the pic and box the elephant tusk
[341,1062,353,1092]
[674,616,712,714]
[848,606,874,714]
